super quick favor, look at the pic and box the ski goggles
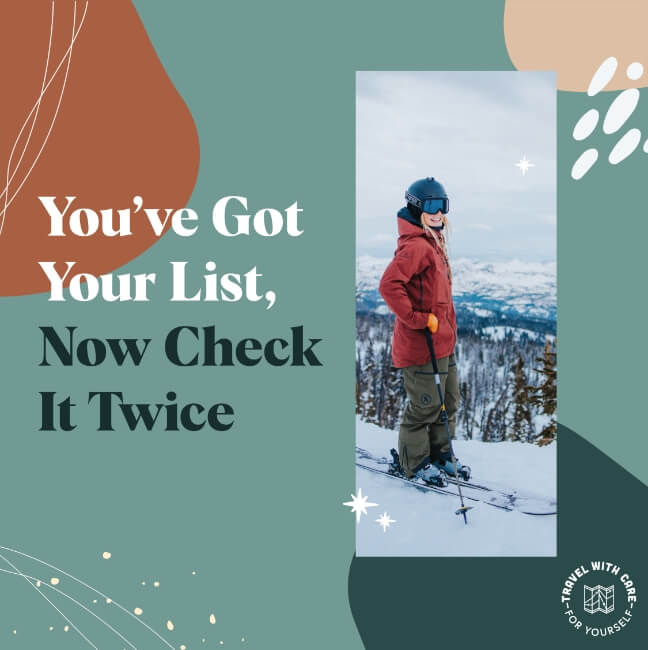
[405,192,450,214]
[422,198,449,214]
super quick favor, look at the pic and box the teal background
[559,89,648,483]
[0,1,645,648]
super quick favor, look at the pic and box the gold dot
[166,620,174,631]
[64,625,70,632]
[49,627,54,632]
[50,577,60,586]
[106,598,112,604]
[133,607,143,616]
[102,551,112,560]
[209,614,216,624]
[153,581,160,588]
[35,580,41,587]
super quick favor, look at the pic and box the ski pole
[424,328,472,525]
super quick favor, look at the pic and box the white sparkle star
[515,155,535,176]
[343,488,378,523]
[375,512,396,532]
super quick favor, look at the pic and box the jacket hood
[397,206,423,228]
[397,206,425,238]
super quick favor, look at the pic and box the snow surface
[355,418,557,557]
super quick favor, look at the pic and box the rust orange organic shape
[504,0,648,91]
[0,0,199,296]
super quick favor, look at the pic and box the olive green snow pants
[398,354,459,478]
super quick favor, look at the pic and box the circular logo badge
[561,561,638,638]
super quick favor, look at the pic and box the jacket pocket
[445,306,453,331]
[430,303,448,326]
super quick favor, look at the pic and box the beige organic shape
[504,0,648,91]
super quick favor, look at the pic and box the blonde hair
[422,215,451,278]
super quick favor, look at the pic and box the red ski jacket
[379,216,457,367]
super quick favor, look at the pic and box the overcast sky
[356,71,556,261]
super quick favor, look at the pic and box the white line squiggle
[0,568,138,650]
[0,545,175,649]
[0,0,86,203]
[5,1,55,209]
[0,551,98,649]
[0,0,89,235]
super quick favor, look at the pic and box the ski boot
[389,449,448,487]
[388,449,403,476]
[433,452,471,481]
[414,463,448,487]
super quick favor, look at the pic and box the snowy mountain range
[357,255,556,329]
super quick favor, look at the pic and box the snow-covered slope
[355,418,557,557]
[357,255,556,323]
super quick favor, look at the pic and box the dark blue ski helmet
[405,177,449,214]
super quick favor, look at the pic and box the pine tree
[508,353,533,442]
[363,341,377,422]
[380,341,403,429]
[482,381,509,442]
[460,380,473,439]
[355,349,362,415]
[529,339,557,446]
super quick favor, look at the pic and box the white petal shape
[626,62,644,81]
[588,57,618,96]
[572,109,599,140]
[643,139,648,153]
[603,89,640,134]
[571,149,598,180]
[609,128,641,164]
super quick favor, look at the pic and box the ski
[356,462,514,512]
[356,447,556,516]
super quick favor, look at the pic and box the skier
[379,177,470,486]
